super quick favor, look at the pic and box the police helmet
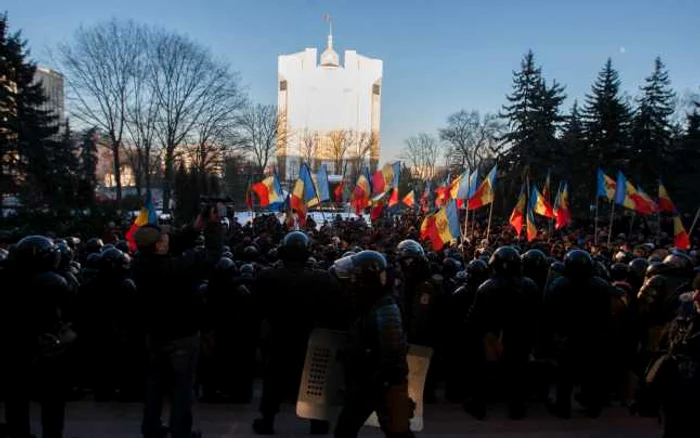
[280,231,310,262]
[332,250,387,287]
[240,263,255,279]
[15,235,60,272]
[397,239,424,259]
[101,248,130,272]
[610,263,630,282]
[628,258,649,279]
[663,252,693,273]
[442,257,463,279]
[214,257,238,278]
[488,246,521,277]
[115,240,131,254]
[466,259,489,284]
[55,239,74,267]
[86,252,102,269]
[243,245,260,262]
[646,261,665,278]
[85,238,104,254]
[563,249,593,278]
[521,249,547,272]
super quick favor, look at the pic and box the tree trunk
[112,140,122,201]
[163,147,174,213]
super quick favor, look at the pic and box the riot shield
[365,344,433,432]
[295,328,349,421]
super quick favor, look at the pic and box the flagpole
[607,200,616,246]
[689,206,700,236]
[486,201,495,242]
[462,204,469,243]
[594,198,599,246]
[656,211,662,244]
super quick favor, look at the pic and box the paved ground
[8,400,662,437]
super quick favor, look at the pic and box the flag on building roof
[420,199,461,251]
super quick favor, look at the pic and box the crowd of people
[0,205,699,438]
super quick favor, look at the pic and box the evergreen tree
[77,127,99,206]
[670,101,700,213]
[560,100,590,213]
[500,51,565,172]
[631,57,676,182]
[582,58,632,168]
[0,13,60,208]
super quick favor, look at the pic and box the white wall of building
[277,35,382,180]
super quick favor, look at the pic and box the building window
[373,84,381,95]
[279,80,287,91]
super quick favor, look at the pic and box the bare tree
[348,131,375,177]
[148,29,241,212]
[400,133,440,180]
[439,110,507,172]
[235,103,280,175]
[327,130,353,175]
[299,129,319,170]
[59,19,145,200]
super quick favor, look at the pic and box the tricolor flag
[435,173,451,208]
[420,199,461,251]
[673,215,691,250]
[526,194,538,242]
[388,187,400,207]
[658,181,677,214]
[530,185,555,218]
[467,169,480,199]
[350,172,372,215]
[334,181,345,202]
[291,163,317,224]
[125,191,158,252]
[372,161,401,195]
[402,190,416,208]
[509,183,527,236]
[615,171,657,215]
[553,182,571,230]
[420,181,432,213]
[597,168,616,201]
[542,170,552,201]
[251,174,283,207]
[467,164,498,210]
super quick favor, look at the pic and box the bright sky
[5,0,700,161]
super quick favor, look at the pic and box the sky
[4,0,700,162]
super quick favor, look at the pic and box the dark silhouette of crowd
[0,207,699,438]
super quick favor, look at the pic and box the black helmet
[521,249,547,275]
[466,259,489,284]
[266,247,279,262]
[243,245,260,262]
[614,251,632,264]
[550,261,565,274]
[101,248,130,272]
[646,261,666,278]
[222,251,234,259]
[101,243,116,254]
[240,263,255,279]
[222,245,231,253]
[195,234,205,247]
[86,252,102,269]
[55,239,74,269]
[629,258,649,279]
[397,239,424,259]
[15,235,60,272]
[663,252,693,273]
[333,250,387,286]
[455,270,468,284]
[648,253,664,264]
[442,257,462,279]
[342,251,356,258]
[488,246,521,277]
[115,240,130,254]
[214,257,238,279]
[563,249,593,278]
[610,263,630,282]
[85,238,104,254]
[280,231,310,262]
[594,261,610,281]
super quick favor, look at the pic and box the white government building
[277,21,383,181]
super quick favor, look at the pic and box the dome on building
[320,34,339,67]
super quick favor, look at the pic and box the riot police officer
[1,236,75,438]
[544,250,612,418]
[465,246,540,420]
[521,249,548,293]
[333,251,414,438]
[252,231,340,435]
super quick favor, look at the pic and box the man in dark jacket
[132,225,204,438]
